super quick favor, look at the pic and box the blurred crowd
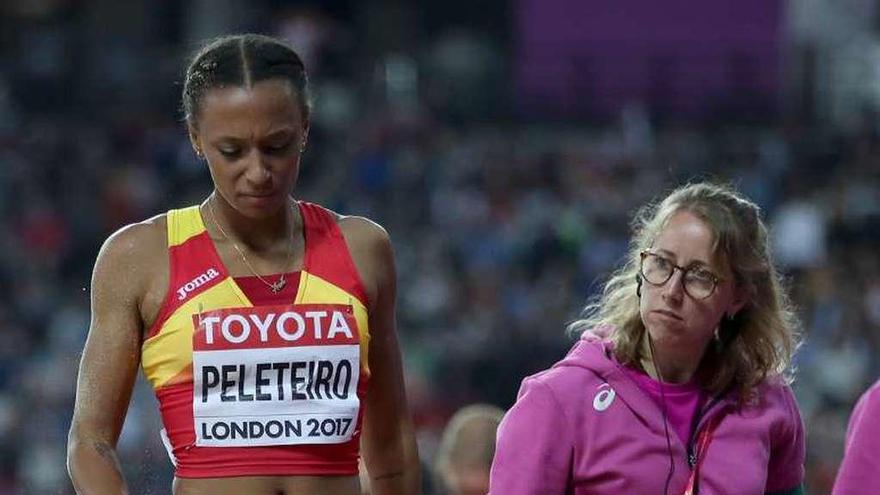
[1,2,879,494]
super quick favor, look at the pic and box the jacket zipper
[686,395,727,468]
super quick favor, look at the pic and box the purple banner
[516,0,784,119]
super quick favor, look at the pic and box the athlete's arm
[67,223,158,494]
[341,217,421,495]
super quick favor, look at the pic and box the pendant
[270,278,286,294]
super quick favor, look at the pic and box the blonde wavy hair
[569,182,801,400]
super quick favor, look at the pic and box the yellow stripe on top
[297,271,371,377]
[142,206,253,390]
[143,279,253,389]
[168,205,207,247]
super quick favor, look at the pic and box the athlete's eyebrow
[261,128,296,140]
[211,136,247,146]
[211,128,297,145]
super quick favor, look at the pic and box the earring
[713,326,723,352]
[635,275,642,298]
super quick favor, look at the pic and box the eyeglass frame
[638,249,724,300]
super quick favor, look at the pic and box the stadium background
[1,0,879,493]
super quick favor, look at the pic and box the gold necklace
[208,199,295,294]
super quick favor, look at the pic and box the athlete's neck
[204,193,299,252]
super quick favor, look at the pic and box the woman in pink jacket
[489,183,805,495]
[832,379,880,494]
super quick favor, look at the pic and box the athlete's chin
[235,194,287,217]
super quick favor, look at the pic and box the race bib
[191,304,361,447]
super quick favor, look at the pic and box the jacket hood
[554,327,620,376]
[552,325,741,414]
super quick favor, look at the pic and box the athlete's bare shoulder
[332,211,394,309]
[103,212,165,250]
[316,204,390,247]
[93,213,169,322]
[97,213,166,270]
[336,214,390,246]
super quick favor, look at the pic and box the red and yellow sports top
[141,202,371,478]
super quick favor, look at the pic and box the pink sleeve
[832,384,880,495]
[766,385,806,492]
[488,377,572,495]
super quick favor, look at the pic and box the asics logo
[593,383,616,412]
[177,268,221,301]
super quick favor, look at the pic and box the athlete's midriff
[172,473,361,495]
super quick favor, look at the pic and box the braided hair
[182,33,311,127]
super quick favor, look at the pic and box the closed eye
[217,147,241,159]
[263,141,292,154]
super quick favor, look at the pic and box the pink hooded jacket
[489,334,805,494]
[833,379,880,494]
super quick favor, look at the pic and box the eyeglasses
[639,250,721,300]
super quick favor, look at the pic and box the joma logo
[177,268,221,301]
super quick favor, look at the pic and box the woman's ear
[729,281,753,318]
[300,122,310,152]
[188,122,203,158]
